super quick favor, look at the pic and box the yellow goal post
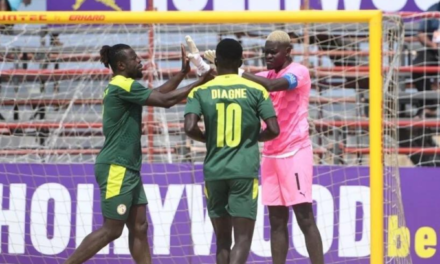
[0,10,384,264]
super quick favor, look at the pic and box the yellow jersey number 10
[216,103,242,148]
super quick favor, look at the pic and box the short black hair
[99,44,131,71]
[216,38,243,64]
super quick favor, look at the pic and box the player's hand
[180,43,191,75]
[185,35,210,76]
[204,49,216,63]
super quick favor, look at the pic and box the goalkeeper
[184,38,279,264]
[186,31,324,264]
[64,44,212,264]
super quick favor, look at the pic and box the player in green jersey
[184,39,280,264]
[64,44,212,264]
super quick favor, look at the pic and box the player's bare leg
[0,0,11,32]
[293,203,324,264]
[211,216,233,264]
[230,217,255,264]
[126,204,151,264]
[72,0,85,10]
[64,218,125,264]
[0,0,7,11]
[268,206,290,264]
[97,0,122,11]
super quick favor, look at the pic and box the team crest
[117,204,127,215]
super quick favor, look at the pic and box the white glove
[204,49,244,76]
[204,49,216,64]
[185,35,210,76]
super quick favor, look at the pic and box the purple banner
[47,0,131,11]
[165,0,428,12]
[46,0,432,12]
[0,164,439,263]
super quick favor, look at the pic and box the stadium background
[1,0,440,263]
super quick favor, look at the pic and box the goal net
[0,12,411,264]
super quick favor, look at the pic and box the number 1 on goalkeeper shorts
[216,103,242,148]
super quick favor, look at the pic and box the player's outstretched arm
[156,44,191,93]
[145,69,213,108]
[184,114,205,143]
[202,48,295,92]
[258,117,280,142]
[242,72,297,92]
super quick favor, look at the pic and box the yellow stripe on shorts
[105,164,126,199]
[204,185,209,199]
[252,179,259,200]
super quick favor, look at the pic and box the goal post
[1,10,381,24]
[367,11,384,264]
[0,10,405,264]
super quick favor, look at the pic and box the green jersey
[95,75,152,171]
[184,74,276,181]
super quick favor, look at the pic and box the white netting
[0,16,411,264]
[394,12,440,167]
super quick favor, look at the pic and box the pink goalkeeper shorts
[261,146,313,206]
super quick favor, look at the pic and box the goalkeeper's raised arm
[186,34,308,93]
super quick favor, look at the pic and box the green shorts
[95,163,147,221]
[204,178,259,220]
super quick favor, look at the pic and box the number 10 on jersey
[216,103,242,148]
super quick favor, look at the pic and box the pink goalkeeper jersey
[257,62,312,156]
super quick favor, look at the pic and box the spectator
[412,1,440,118]
[0,0,30,11]
[397,2,440,166]
[0,0,30,32]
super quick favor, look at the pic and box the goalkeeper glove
[203,49,244,76]
[204,49,216,64]
[185,35,210,76]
